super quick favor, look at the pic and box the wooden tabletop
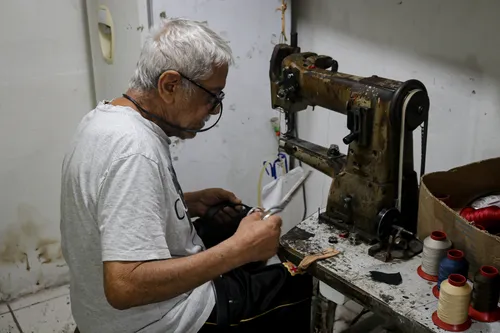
[279,210,500,333]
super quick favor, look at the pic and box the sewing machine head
[269,43,430,261]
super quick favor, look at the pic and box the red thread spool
[473,223,486,231]
[436,194,451,205]
[460,206,500,231]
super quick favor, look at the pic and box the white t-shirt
[60,102,215,333]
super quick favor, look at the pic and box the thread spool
[468,265,500,322]
[460,206,500,232]
[472,223,486,231]
[433,250,469,298]
[432,274,472,332]
[436,193,451,206]
[417,231,452,282]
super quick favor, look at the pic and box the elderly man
[61,18,311,333]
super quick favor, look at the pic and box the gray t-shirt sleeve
[97,153,171,261]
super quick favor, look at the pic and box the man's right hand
[103,211,282,310]
[230,212,282,264]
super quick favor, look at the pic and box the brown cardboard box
[417,157,500,275]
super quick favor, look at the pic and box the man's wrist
[218,236,248,268]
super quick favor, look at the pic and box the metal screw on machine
[327,144,340,158]
[343,196,351,209]
[328,236,338,244]
[349,232,360,246]
[343,196,354,225]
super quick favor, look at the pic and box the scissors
[249,170,311,220]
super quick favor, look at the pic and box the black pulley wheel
[376,207,401,239]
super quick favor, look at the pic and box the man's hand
[229,212,282,263]
[184,188,242,222]
[102,211,283,310]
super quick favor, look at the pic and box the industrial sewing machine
[269,40,430,262]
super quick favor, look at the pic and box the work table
[279,210,500,333]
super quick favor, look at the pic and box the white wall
[0,0,94,301]
[293,0,500,212]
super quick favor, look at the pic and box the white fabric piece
[261,166,307,211]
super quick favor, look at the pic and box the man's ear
[158,71,182,104]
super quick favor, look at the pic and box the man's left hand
[184,188,242,223]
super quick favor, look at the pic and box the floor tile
[9,284,69,311]
[0,312,20,333]
[14,294,75,333]
[0,304,9,316]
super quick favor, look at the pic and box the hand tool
[249,170,311,220]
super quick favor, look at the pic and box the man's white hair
[129,17,233,92]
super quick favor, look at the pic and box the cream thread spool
[417,231,452,281]
[432,274,472,332]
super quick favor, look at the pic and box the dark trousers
[194,204,313,332]
[198,262,312,332]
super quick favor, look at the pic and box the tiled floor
[0,285,76,333]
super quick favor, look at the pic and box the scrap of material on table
[278,210,500,333]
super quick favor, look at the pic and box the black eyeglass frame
[157,71,225,112]
[178,72,224,109]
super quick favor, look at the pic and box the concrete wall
[293,0,500,214]
[0,0,94,301]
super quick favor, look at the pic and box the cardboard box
[417,157,500,275]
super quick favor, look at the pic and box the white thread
[421,231,452,276]
[437,275,471,325]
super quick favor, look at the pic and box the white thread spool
[432,274,472,331]
[417,231,452,281]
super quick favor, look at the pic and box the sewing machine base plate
[318,212,378,245]
[318,212,422,262]
[368,239,423,262]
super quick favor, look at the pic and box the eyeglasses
[177,72,225,112]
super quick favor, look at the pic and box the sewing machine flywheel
[376,207,401,239]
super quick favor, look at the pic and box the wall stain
[22,252,30,271]
[37,239,61,264]
[0,204,63,270]
[246,45,256,59]
[270,33,278,45]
